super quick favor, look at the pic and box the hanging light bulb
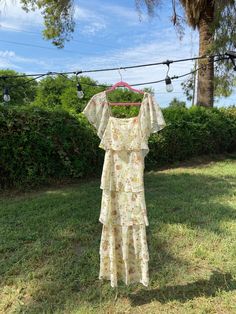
[165,76,174,92]
[76,82,84,99]
[3,87,10,102]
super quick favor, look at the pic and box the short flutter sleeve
[140,93,166,140]
[82,93,110,139]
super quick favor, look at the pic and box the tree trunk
[196,2,215,107]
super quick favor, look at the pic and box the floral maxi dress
[82,91,166,287]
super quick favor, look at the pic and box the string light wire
[0,53,231,80]
[0,54,234,101]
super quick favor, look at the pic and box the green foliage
[106,89,147,118]
[181,63,236,101]
[34,75,106,113]
[169,97,186,108]
[33,74,72,108]
[146,105,236,169]
[0,105,103,189]
[21,0,75,48]
[214,74,236,98]
[0,69,37,106]
[0,103,235,189]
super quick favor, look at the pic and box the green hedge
[0,106,103,189]
[0,105,235,189]
[146,106,236,169]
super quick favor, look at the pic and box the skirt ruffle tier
[99,223,149,288]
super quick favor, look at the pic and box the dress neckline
[102,90,147,120]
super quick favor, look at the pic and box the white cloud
[0,0,42,29]
[0,49,58,71]
[0,50,15,58]
[74,6,96,21]
[74,4,107,36]
[0,21,23,32]
[99,4,141,22]
[74,1,139,22]
[95,2,152,27]
[80,21,106,35]
[0,49,18,69]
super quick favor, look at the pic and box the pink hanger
[105,69,144,106]
[106,80,144,94]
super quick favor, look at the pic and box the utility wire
[0,24,122,50]
[0,27,146,64]
[0,39,111,57]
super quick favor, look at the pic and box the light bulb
[77,90,84,99]
[165,76,174,92]
[3,87,10,102]
[77,83,84,99]
[3,94,10,102]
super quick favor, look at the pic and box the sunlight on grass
[45,190,71,196]
[0,154,236,313]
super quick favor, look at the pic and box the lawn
[0,154,236,314]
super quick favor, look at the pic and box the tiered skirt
[98,149,150,288]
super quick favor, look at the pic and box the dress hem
[99,276,149,288]
[99,217,149,227]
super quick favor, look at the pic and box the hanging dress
[82,91,166,287]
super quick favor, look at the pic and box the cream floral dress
[82,91,166,288]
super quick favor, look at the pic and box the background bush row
[0,104,235,189]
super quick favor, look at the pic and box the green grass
[0,154,236,313]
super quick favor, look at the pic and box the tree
[33,74,72,108]
[169,97,186,108]
[181,63,236,104]
[0,69,37,105]
[136,0,236,107]
[33,75,106,112]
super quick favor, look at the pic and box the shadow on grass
[145,171,236,235]
[129,271,236,306]
[0,169,235,312]
[147,152,236,172]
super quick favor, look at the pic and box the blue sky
[0,0,235,107]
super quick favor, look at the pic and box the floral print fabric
[82,91,166,287]
[100,149,145,192]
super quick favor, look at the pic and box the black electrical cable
[72,56,228,88]
[3,55,226,91]
[79,64,206,88]
[0,53,230,80]
[0,55,231,94]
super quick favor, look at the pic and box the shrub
[0,105,103,189]
[145,106,236,169]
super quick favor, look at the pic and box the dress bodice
[81,90,166,149]
[99,116,149,156]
